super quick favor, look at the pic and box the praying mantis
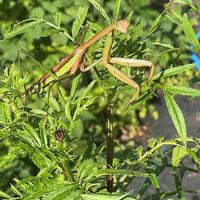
[21,19,155,193]
[22,19,155,104]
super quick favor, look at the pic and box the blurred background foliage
[0,0,200,199]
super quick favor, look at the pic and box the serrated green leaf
[163,91,187,145]
[4,19,44,40]
[72,6,88,39]
[41,28,61,37]
[113,0,121,22]
[182,13,200,52]
[160,85,200,96]
[172,146,187,167]
[152,64,195,80]
[54,12,62,27]
[88,0,110,24]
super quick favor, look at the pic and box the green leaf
[81,193,135,200]
[0,191,12,199]
[72,6,88,39]
[97,169,156,179]
[88,0,110,24]
[148,13,163,36]
[131,85,157,110]
[54,12,62,27]
[113,0,121,22]
[70,74,81,99]
[3,18,44,40]
[182,13,200,52]
[24,124,42,147]
[10,184,22,197]
[172,146,187,167]
[198,0,200,10]
[187,148,200,165]
[41,28,61,37]
[80,80,97,100]
[152,64,195,80]
[160,85,200,97]
[65,102,72,122]
[163,90,187,145]
[130,90,152,110]
[31,109,47,116]
[45,96,60,112]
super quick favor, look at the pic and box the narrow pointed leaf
[163,90,187,145]
[88,0,110,23]
[0,191,12,199]
[182,13,200,52]
[4,19,44,40]
[54,12,62,27]
[81,193,135,200]
[72,6,88,38]
[113,0,121,22]
[152,64,195,80]
[160,85,200,96]
[70,74,81,98]
[41,28,61,37]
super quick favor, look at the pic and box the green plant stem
[138,141,177,162]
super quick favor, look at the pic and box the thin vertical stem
[106,104,113,193]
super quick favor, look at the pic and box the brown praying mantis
[21,19,155,193]
[22,19,155,104]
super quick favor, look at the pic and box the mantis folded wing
[22,19,154,104]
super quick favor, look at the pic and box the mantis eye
[115,20,130,33]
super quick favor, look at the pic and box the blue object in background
[191,31,200,70]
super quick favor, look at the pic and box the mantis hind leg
[110,57,155,81]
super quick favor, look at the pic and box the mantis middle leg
[102,34,155,104]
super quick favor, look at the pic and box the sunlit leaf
[113,0,121,22]
[160,85,200,97]
[152,64,195,80]
[172,146,187,167]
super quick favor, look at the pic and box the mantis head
[115,20,130,33]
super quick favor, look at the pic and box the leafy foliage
[0,0,200,199]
